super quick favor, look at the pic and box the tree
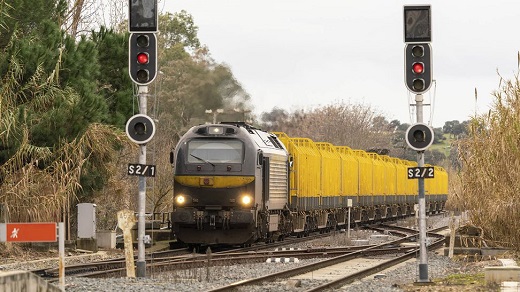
[433,127,445,144]
[443,120,459,138]
[0,49,129,223]
[159,11,201,51]
[390,121,409,158]
[0,0,133,228]
[259,102,394,152]
[0,0,67,49]
[91,27,134,127]
[451,122,465,138]
[156,11,252,131]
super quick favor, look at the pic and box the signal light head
[413,129,426,142]
[136,35,149,47]
[134,122,146,135]
[137,52,149,64]
[411,45,424,57]
[129,33,157,85]
[405,123,434,151]
[404,43,432,94]
[413,79,425,91]
[136,69,149,83]
[412,62,424,74]
[125,114,156,144]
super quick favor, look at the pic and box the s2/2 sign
[407,167,434,179]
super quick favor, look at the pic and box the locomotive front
[171,123,260,245]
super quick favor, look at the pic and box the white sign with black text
[407,166,434,179]
[128,163,156,177]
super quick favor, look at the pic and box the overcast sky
[160,0,520,127]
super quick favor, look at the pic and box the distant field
[430,133,453,157]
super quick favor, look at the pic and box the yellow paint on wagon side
[353,150,373,196]
[390,157,407,195]
[367,153,385,195]
[335,146,359,197]
[274,132,322,200]
[273,132,449,203]
[316,142,341,198]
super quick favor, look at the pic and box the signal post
[403,5,434,283]
[127,0,158,278]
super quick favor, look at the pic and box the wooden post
[448,211,457,258]
[118,209,137,277]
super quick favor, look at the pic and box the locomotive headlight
[240,195,253,206]
[208,126,224,135]
[175,195,186,205]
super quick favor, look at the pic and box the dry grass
[455,72,520,250]
[0,55,136,236]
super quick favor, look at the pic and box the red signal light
[137,53,149,64]
[412,62,424,74]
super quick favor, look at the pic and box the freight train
[170,122,448,246]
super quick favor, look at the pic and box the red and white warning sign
[0,222,57,242]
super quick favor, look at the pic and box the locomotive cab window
[187,139,244,164]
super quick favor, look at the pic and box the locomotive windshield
[187,139,244,163]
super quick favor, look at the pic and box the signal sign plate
[0,222,57,242]
[128,163,156,177]
[407,167,434,179]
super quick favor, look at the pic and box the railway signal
[125,114,156,144]
[129,33,157,85]
[128,0,158,279]
[404,43,432,94]
[405,123,434,152]
[403,5,433,283]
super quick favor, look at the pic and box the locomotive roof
[217,122,287,152]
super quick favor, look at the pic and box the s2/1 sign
[128,163,156,177]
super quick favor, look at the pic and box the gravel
[62,251,463,292]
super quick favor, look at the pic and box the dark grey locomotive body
[171,122,290,245]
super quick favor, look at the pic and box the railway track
[206,225,447,291]
[33,229,340,280]
[30,247,190,279]
[34,222,448,289]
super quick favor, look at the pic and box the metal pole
[58,222,65,291]
[137,86,148,278]
[347,198,352,238]
[415,94,428,282]
[347,207,351,238]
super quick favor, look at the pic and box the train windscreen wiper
[190,154,216,167]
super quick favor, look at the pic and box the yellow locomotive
[171,122,448,247]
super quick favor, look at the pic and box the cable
[429,80,437,127]
[407,90,416,124]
